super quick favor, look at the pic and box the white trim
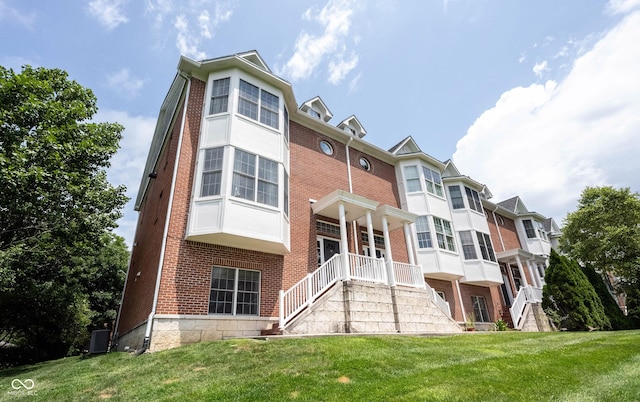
[145,78,192,343]
[154,314,276,320]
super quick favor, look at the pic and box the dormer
[236,50,271,73]
[338,115,367,138]
[300,96,333,122]
[389,136,421,155]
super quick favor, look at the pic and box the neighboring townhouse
[114,51,557,352]
[483,196,556,330]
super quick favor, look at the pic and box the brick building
[114,51,556,352]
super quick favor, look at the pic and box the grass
[1,331,639,401]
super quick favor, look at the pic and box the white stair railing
[510,285,544,328]
[279,253,343,329]
[348,253,386,284]
[393,261,426,289]
[430,288,452,318]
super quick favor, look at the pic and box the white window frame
[200,147,224,197]
[231,149,279,208]
[209,77,230,115]
[471,295,490,322]
[238,79,280,129]
[404,165,421,192]
[476,232,496,262]
[422,166,444,197]
[459,230,478,260]
[209,267,260,316]
[433,217,456,252]
[415,216,433,249]
[465,186,483,213]
[522,219,536,238]
[448,185,465,209]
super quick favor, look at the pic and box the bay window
[232,149,278,207]
[415,216,433,248]
[201,147,224,197]
[433,217,455,251]
[210,77,230,114]
[238,79,279,129]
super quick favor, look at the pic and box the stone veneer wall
[520,303,553,332]
[286,281,462,335]
[115,322,147,352]
[149,315,277,351]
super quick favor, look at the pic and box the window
[201,147,224,197]
[359,157,371,171]
[423,166,444,197]
[459,231,477,260]
[284,171,289,217]
[260,89,279,128]
[209,267,260,316]
[320,140,334,155]
[448,185,465,209]
[433,217,455,251]
[238,79,279,129]
[536,221,548,240]
[415,216,432,248]
[476,232,496,262]
[210,77,230,114]
[522,219,536,238]
[308,108,321,119]
[232,149,278,207]
[404,166,421,192]
[465,187,483,213]
[316,221,341,237]
[471,295,490,322]
[361,232,385,248]
[283,106,289,143]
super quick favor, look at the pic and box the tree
[560,186,640,324]
[0,65,128,364]
[581,264,632,330]
[542,250,610,331]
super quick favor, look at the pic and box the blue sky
[2,0,639,248]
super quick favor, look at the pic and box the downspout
[137,74,191,355]
[491,206,506,252]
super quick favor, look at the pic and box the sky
[1,0,639,248]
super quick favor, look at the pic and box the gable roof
[337,115,367,138]
[299,96,333,122]
[389,136,422,155]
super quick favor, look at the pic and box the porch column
[403,222,416,266]
[515,255,529,287]
[338,202,350,280]
[456,279,467,322]
[365,210,376,259]
[527,259,540,288]
[381,215,395,287]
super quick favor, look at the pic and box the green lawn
[1,331,639,401]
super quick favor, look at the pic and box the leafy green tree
[0,65,128,363]
[581,264,632,330]
[542,250,611,330]
[560,186,640,325]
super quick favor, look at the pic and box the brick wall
[286,121,409,289]
[486,210,522,252]
[459,283,496,323]
[116,92,184,335]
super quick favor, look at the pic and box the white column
[515,255,529,287]
[382,215,395,287]
[366,210,376,259]
[339,202,350,280]
[403,222,416,266]
[526,259,539,288]
[455,279,467,322]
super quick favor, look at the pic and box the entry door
[500,263,514,306]
[317,238,341,266]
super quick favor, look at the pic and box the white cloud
[453,10,640,225]
[0,55,37,70]
[148,1,233,59]
[532,60,549,77]
[96,110,156,248]
[277,0,361,84]
[106,68,148,98]
[86,0,128,30]
[328,51,359,84]
[0,0,36,29]
[175,14,207,60]
[607,0,640,14]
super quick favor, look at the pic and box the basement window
[209,267,260,316]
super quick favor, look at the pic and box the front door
[499,263,514,306]
[317,237,341,266]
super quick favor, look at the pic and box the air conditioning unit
[89,329,111,354]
